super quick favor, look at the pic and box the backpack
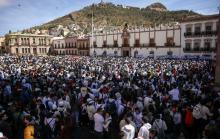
[45,118,55,139]
[155,121,165,139]
[192,104,202,119]
[185,110,193,126]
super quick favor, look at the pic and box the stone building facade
[5,33,51,55]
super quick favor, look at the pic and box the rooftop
[181,14,219,23]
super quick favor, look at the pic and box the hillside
[33,2,200,34]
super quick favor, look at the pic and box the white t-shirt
[94,113,104,132]
[121,124,135,139]
[138,123,152,139]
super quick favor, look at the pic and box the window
[194,26,201,34]
[135,39,140,46]
[204,42,211,50]
[62,43,64,48]
[28,48,30,53]
[27,38,30,45]
[21,38,23,45]
[69,43,71,47]
[25,48,27,53]
[93,41,97,47]
[58,44,60,49]
[103,41,107,46]
[114,41,118,47]
[33,38,35,44]
[22,48,24,53]
[54,44,57,49]
[16,48,19,54]
[166,37,174,46]
[194,42,200,51]
[185,43,191,49]
[150,38,155,43]
[39,48,41,53]
[72,43,74,48]
[186,27,192,33]
[206,25,212,32]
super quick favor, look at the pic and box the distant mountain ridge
[32,2,201,34]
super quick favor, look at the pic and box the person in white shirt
[152,114,167,139]
[137,118,152,139]
[168,85,180,102]
[121,114,135,139]
[94,107,104,139]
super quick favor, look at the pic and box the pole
[215,6,220,87]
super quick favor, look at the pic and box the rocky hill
[32,2,200,34]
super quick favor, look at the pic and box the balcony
[183,47,216,53]
[184,30,217,37]
[134,44,140,47]
[203,31,218,36]
[149,43,156,47]
[184,32,192,37]
[165,43,175,47]
[122,44,130,47]
[113,44,118,47]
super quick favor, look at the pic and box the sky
[0,0,219,36]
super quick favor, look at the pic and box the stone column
[215,9,220,87]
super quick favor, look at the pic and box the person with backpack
[44,112,56,139]
[152,114,167,139]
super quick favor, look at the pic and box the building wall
[0,37,5,53]
[52,37,66,55]
[65,36,78,55]
[90,25,181,57]
[5,33,51,55]
[180,18,218,58]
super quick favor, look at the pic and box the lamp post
[215,6,220,87]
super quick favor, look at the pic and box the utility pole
[215,6,220,87]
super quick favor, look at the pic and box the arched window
[167,51,173,56]
[102,51,107,57]
[134,50,138,58]
[114,51,118,56]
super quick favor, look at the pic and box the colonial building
[90,24,181,57]
[0,37,5,54]
[181,15,218,58]
[5,33,51,55]
[52,37,66,55]
[77,36,90,56]
[52,36,89,56]
[65,36,78,55]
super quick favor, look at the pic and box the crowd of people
[0,55,219,139]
